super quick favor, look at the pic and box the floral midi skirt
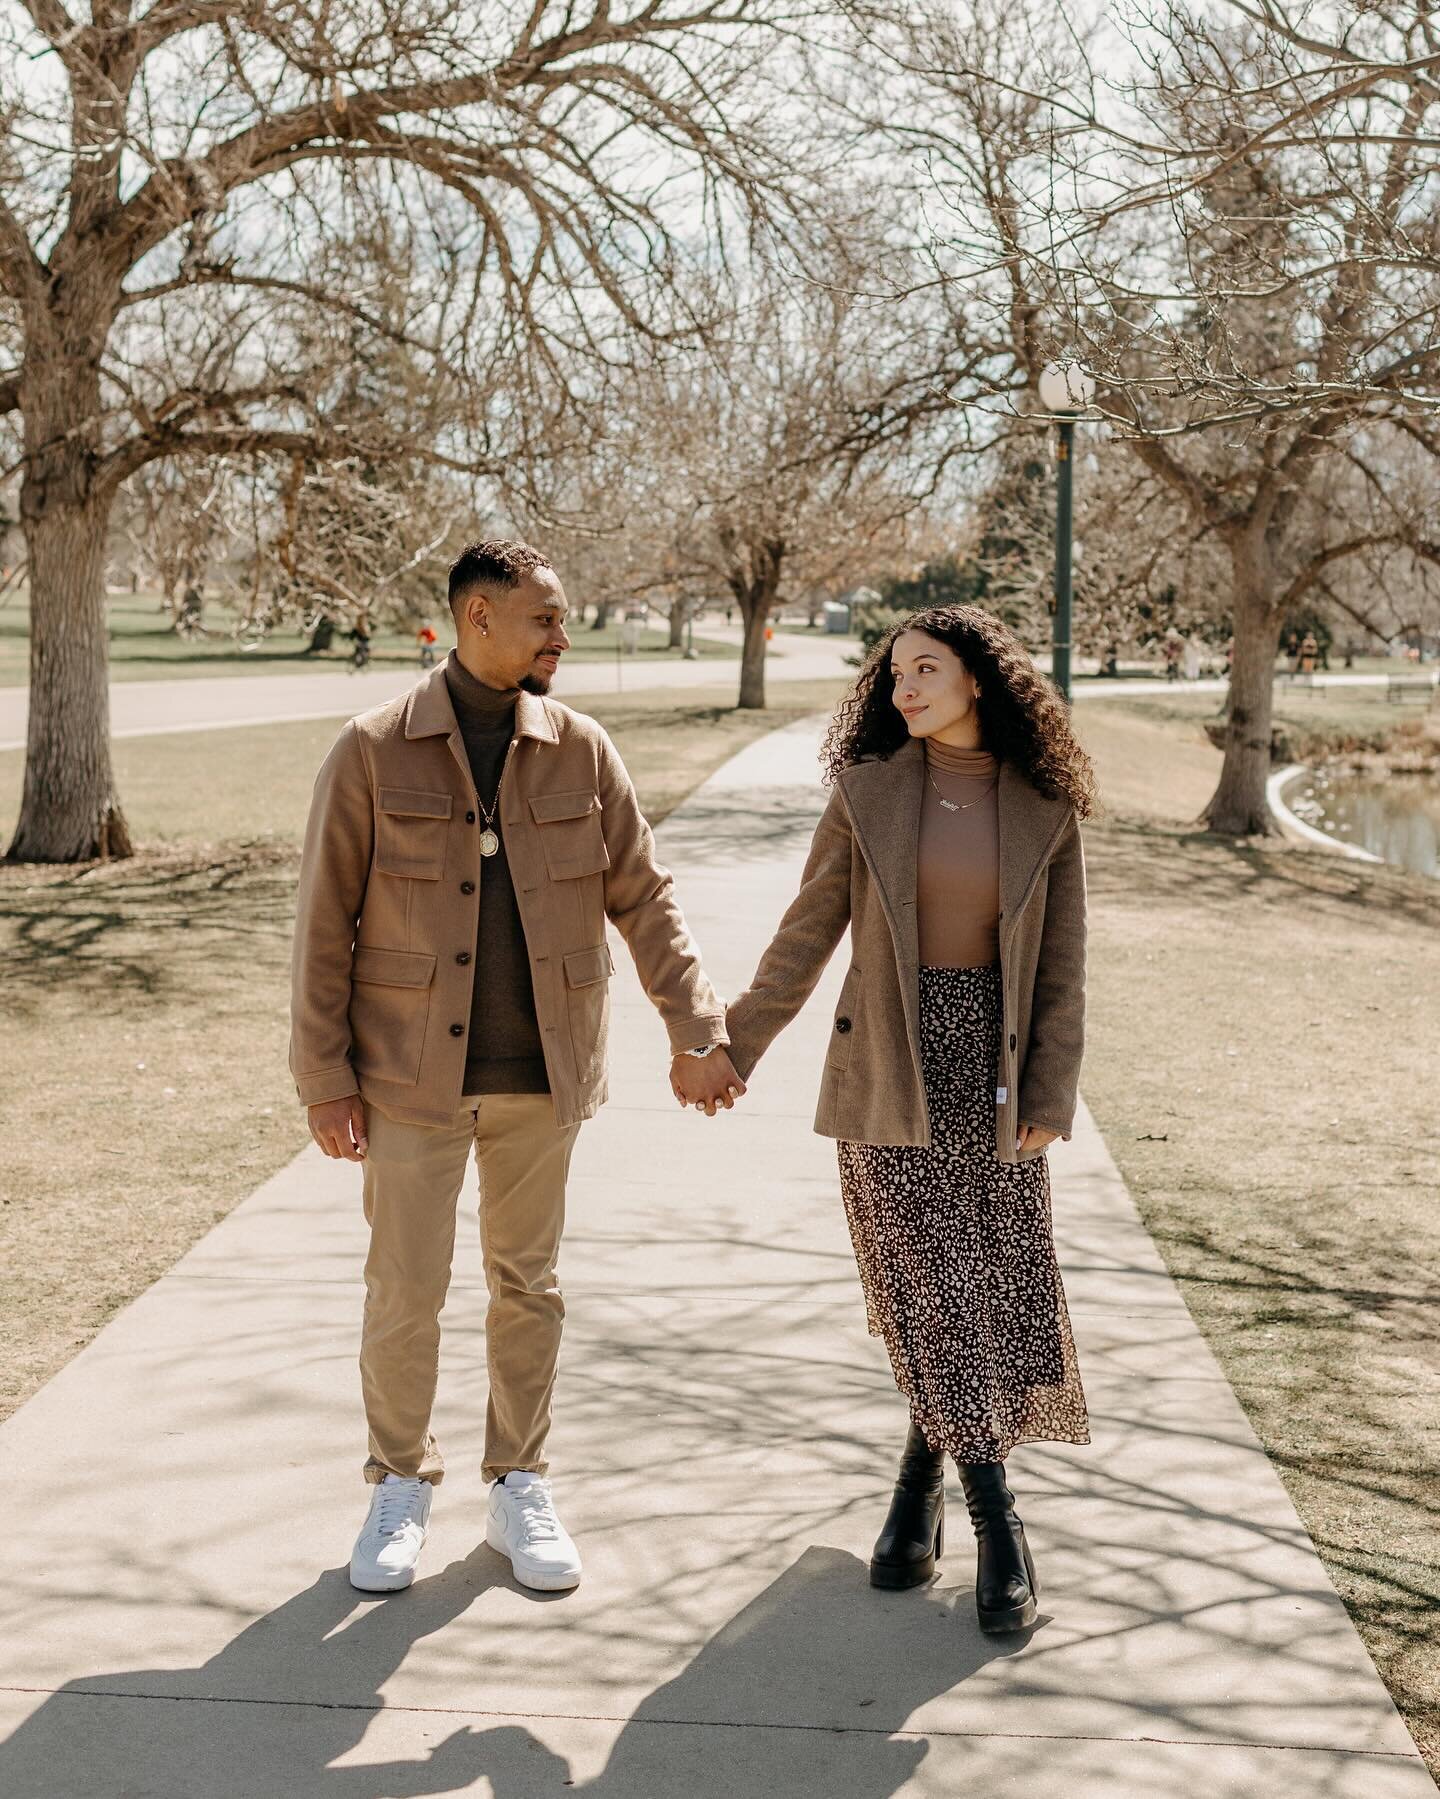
[836,961,1090,1463]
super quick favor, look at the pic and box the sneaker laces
[507,1479,561,1545]
[373,1478,426,1539]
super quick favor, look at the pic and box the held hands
[308,1095,369,1161]
[670,1047,747,1118]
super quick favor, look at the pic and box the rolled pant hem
[363,1462,445,1487]
[481,1459,549,1485]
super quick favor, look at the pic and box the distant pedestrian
[417,623,438,668]
[722,604,1093,1637]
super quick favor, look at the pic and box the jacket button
[835,1017,852,1034]
[465,810,476,824]
[456,952,471,965]
[460,881,475,895]
[449,1023,464,1037]
[1009,1032,1017,1050]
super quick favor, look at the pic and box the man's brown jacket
[289,665,726,1127]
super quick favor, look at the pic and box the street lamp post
[1038,359,1096,704]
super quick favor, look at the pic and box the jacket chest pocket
[529,790,609,880]
[376,787,453,880]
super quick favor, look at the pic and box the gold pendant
[479,829,500,857]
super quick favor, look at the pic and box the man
[291,540,746,1595]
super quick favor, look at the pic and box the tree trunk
[738,602,771,709]
[591,597,612,631]
[1200,545,1281,837]
[8,494,133,862]
[668,596,686,650]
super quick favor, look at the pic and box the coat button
[449,1023,464,1037]
[456,952,471,965]
[835,1016,852,1034]
[1009,1032,1017,1050]
[460,881,475,895]
[465,810,476,824]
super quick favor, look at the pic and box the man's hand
[1016,1121,1059,1157]
[670,1048,746,1117]
[309,1095,369,1161]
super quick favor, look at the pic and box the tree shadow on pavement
[0,1546,1000,1798]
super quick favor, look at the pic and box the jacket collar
[838,735,1069,938]
[403,661,559,745]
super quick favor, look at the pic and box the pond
[1287,769,1440,879]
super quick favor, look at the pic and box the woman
[724,604,1096,1634]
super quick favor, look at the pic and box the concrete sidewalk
[0,720,1429,1797]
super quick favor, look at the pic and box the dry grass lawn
[0,681,847,1421]
[1075,697,1440,1784]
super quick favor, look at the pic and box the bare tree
[844,0,1440,831]
[0,0,811,860]
[625,265,960,707]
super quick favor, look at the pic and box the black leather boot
[869,1421,946,1590]
[956,1459,1039,1632]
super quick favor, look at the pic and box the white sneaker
[349,1474,432,1592]
[485,1472,582,1591]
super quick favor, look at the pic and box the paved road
[0,634,858,752]
[0,717,1428,1795]
[1,632,1427,752]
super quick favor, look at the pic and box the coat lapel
[839,739,923,964]
[997,757,1070,935]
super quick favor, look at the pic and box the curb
[1267,763,1383,863]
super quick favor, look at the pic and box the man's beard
[519,671,551,696]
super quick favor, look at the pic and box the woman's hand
[1015,1121,1059,1157]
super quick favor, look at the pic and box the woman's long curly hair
[820,605,1099,820]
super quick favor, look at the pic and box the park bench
[1385,674,1437,705]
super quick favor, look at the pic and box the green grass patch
[0,587,737,686]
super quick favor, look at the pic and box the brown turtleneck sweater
[916,737,1001,968]
[444,651,550,1095]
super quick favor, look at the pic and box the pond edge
[1267,763,1384,864]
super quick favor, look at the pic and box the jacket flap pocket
[353,946,438,989]
[563,943,615,989]
[530,790,600,825]
[379,787,454,820]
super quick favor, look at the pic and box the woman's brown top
[916,737,1000,968]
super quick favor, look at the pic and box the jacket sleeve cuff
[666,1014,730,1055]
[295,1065,361,1107]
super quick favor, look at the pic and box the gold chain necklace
[926,764,998,815]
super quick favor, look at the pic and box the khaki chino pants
[359,1092,581,1487]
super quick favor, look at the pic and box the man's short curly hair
[448,540,554,618]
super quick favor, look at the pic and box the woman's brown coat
[725,736,1087,1164]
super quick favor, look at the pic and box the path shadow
[0,1547,1001,1798]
